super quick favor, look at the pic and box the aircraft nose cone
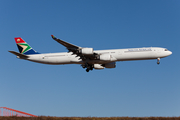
[168,51,172,55]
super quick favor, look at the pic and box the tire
[86,69,89,72]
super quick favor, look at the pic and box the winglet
[51,35,57,40]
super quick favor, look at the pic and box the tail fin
[14,37,39,55]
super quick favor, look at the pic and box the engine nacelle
[104,62,116,68]
[99,54,111,61]
[94,64,104,70]
[80,48,94,55]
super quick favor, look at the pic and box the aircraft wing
[51,35,99,60]
[51,35,80,50]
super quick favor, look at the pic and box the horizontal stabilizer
[8,51,29,59]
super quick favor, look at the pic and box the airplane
[9,35,172,72]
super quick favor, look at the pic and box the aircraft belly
[27,55,73,65]
[87,60,110,64]
[47,56,72,64]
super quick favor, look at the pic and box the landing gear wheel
[81,64,86,69]
[86,69,89,72]
[90,66,93,70]
[82,63,94,72]
[157,58,160,65]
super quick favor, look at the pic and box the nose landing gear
[157,58,160,65]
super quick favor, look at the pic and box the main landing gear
[81,63,93,72]
[157,58,160,65]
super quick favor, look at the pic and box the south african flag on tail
[14,37,39,55]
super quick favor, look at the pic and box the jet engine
[93,64,104,69]
[104,62,116,68]
[79,48,94,55]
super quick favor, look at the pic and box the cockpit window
[165,49,168,51]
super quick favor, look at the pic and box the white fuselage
[25,47,172,65]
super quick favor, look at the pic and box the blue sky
[0,0,180,117]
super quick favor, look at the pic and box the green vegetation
[0,116,180,120]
